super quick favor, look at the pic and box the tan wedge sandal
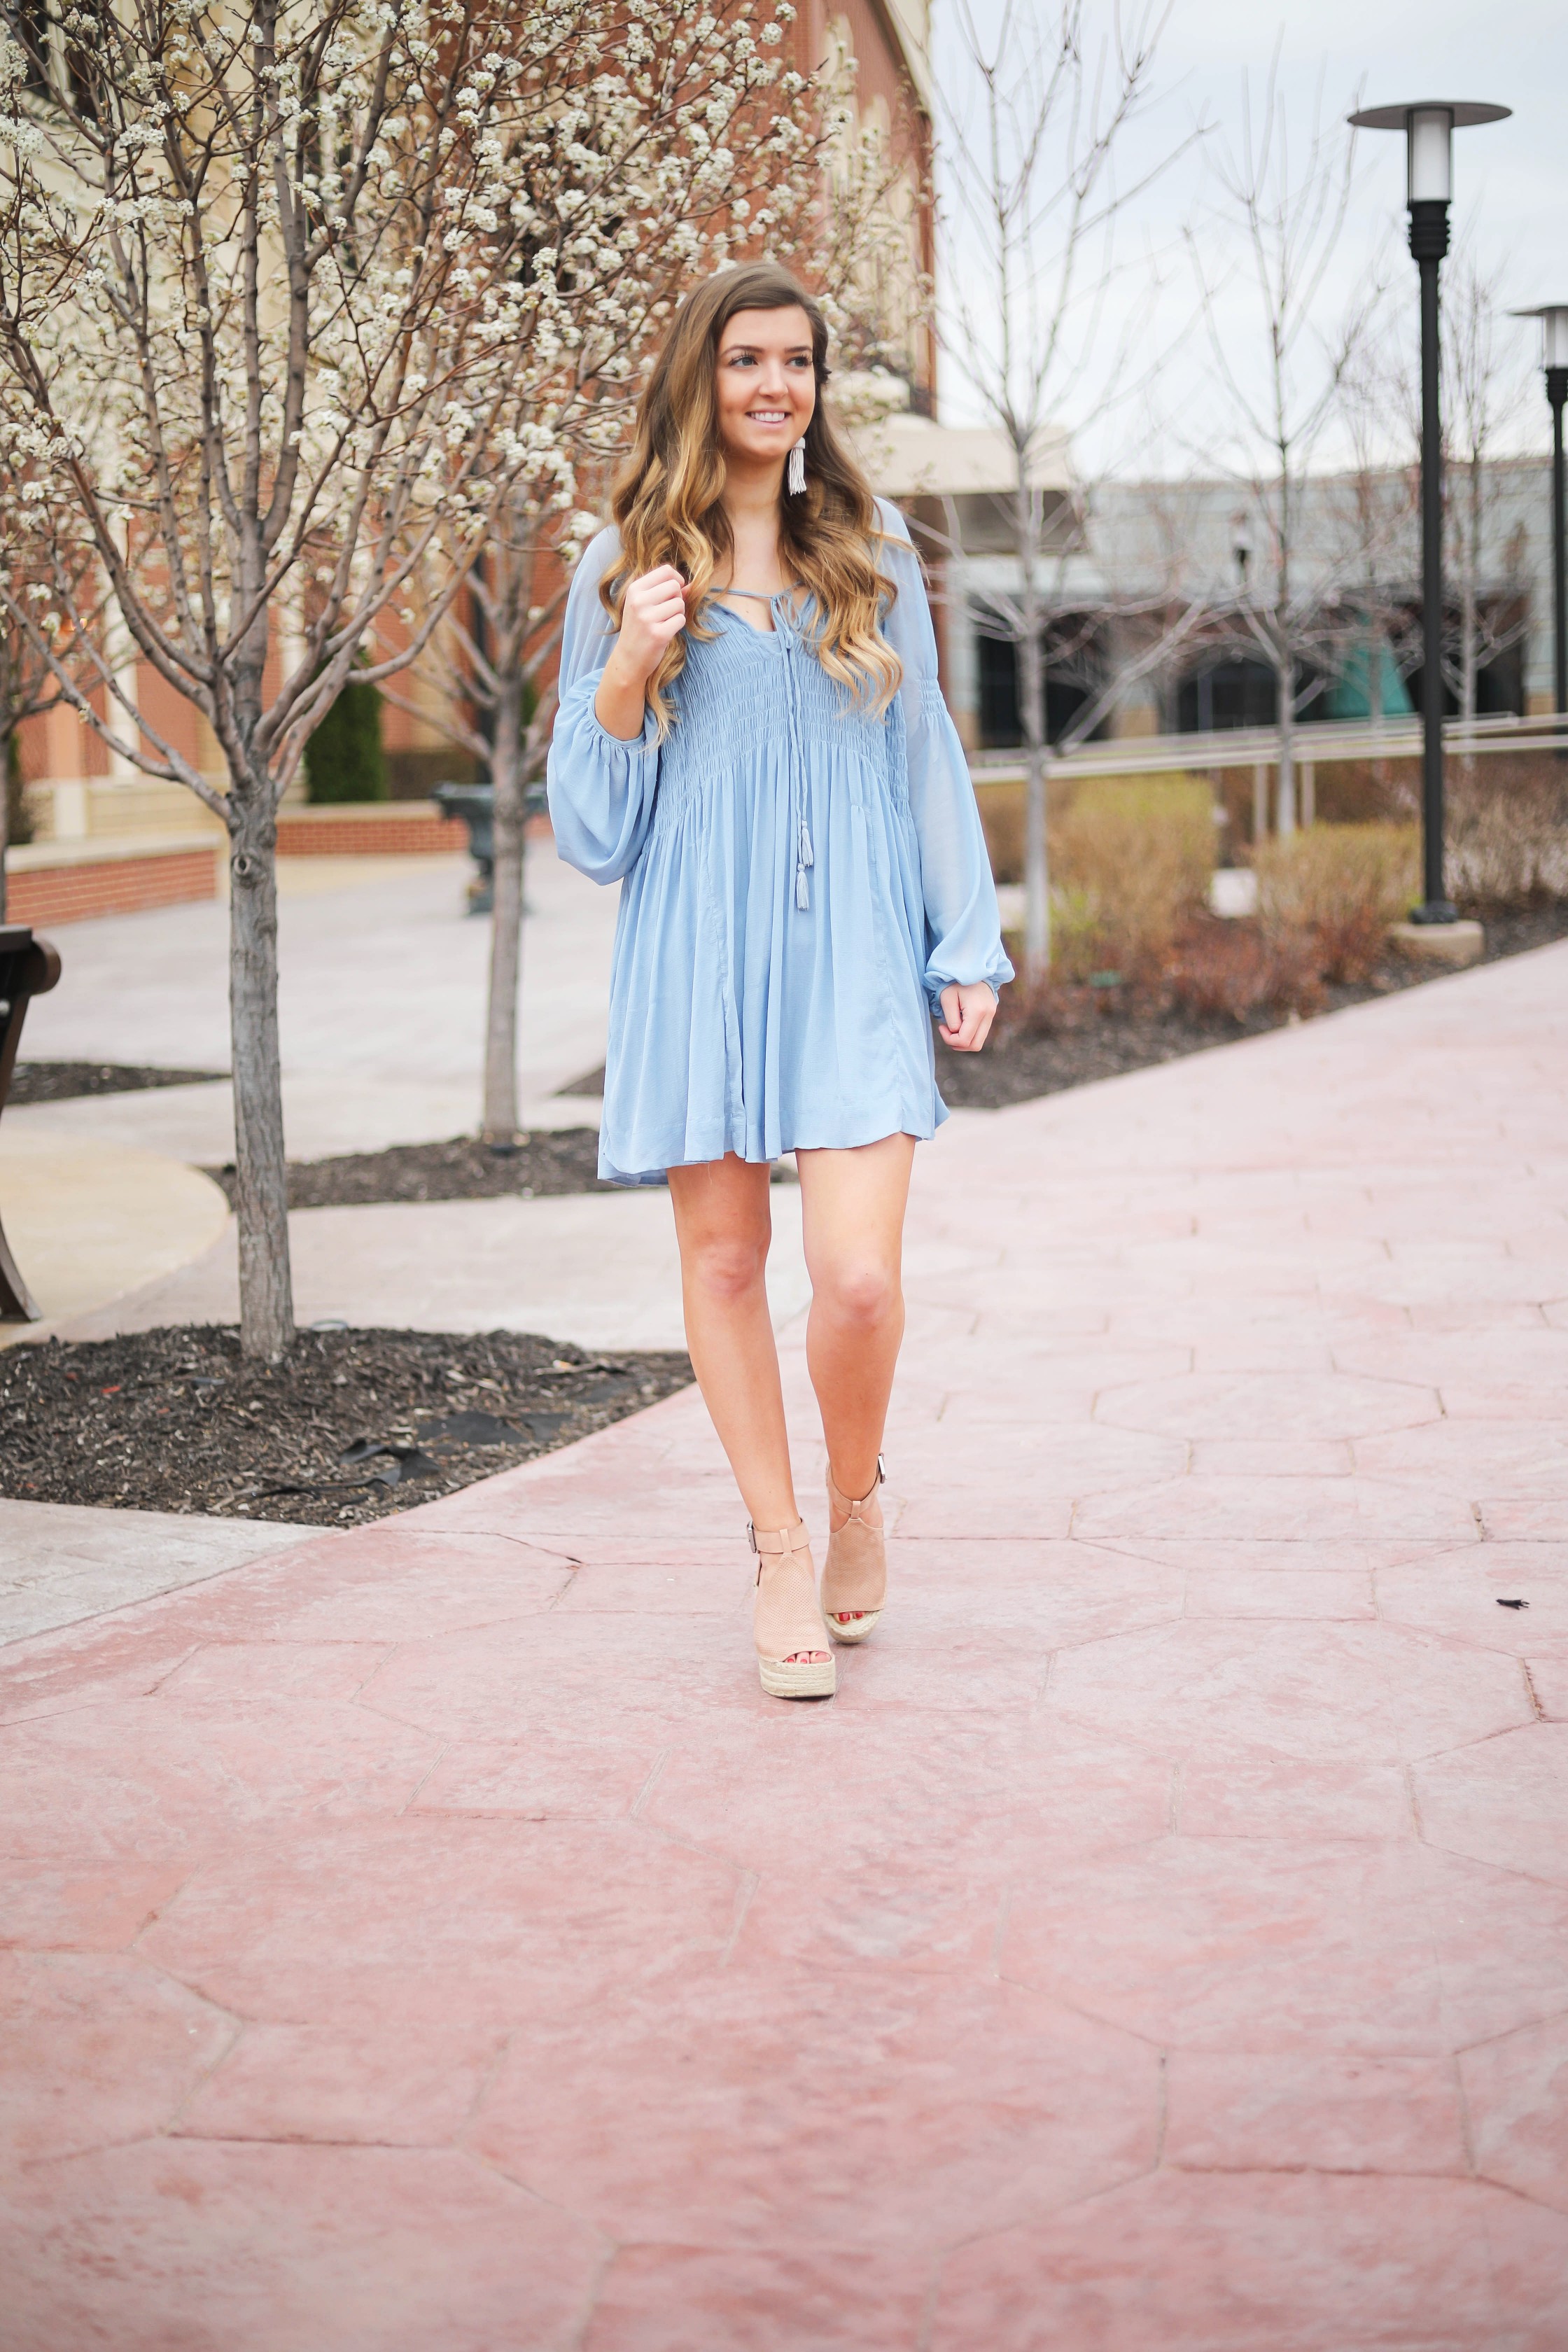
[821,1457,887,1644]
[751,1519,836,1700]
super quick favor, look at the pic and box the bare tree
[1438,249,1532,737]
[0,0,819,1353]
[1190,54,1382,835]
[936,0,1192,974]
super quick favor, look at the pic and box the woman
[547,261,1011,1701]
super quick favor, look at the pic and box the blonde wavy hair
[602,262,902,732]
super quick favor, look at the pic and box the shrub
[1442,761,1568,907]
[1054,776,1216,971]
[303,672,388,804]
[1252,822,1418,983]
[1161,913,1325,1021]
[1045,882,1113,981]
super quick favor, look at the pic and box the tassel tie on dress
[778,596,814,913]
[795,816,814,910]
[715,582,816,912]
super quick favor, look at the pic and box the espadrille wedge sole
[822,1457,887,1644]
[752,1519,835,1700]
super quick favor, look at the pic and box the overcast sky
[930,0,1568,478]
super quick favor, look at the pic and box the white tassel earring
[787,436,807,496]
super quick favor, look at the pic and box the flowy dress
[546,499,1014,1186]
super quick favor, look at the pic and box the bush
[1442,762,1568,908]
[1252,822,1418,983]
[1044,882,1113,982]
[1054,776,1216,971]
[1161,913,1325,1021]
[303,673,388,804]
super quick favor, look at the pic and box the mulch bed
[936,899,1568,1112]
[0,1324,693,1527]
[203,1129,612,1210]
[9,1061,227,1105]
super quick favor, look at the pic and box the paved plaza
[1,930,1566,2346]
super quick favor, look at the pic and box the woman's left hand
[938,982,997,1053]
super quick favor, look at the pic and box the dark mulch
[9,1061,227,1105]
[937,897,1568,1112]
[0,1324,693,1527]
[203,1129,612,1210]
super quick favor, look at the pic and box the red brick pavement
[2,944,1567,2349]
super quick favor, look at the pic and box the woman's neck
[719,455,789,592]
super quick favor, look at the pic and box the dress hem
[597,1100,948,1189]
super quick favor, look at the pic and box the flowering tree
[382,31,929,1147]
[1,421,127,915]
[0,0,825,1355]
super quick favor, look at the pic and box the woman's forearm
[594,643,654,741]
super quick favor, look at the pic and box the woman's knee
[813,1253,900,1329]
[682,1222,771,1306]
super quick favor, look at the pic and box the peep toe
[821,1457,887,1644]
[751,1518,835,1700]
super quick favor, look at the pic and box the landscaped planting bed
[0,1324,692,1527]
[937,899,1568,1112]
[202,1128,612,1208]
[10,1060,226,1103]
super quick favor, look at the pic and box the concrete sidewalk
[10,847,616,1162]
[3,943,1567,2348]
[0,1130,229,1345]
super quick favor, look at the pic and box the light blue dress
[547,499,1014,1186]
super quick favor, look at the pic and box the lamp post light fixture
[1349,100,1511,922]
[1510,305,1568,723]
[1231,511,1254,596]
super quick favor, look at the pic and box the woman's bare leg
[667,1153,827,1664]
[794,1132,916,1499]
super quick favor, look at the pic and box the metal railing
[970,709,1568,785]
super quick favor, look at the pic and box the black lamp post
[1350,100,1511,922]
[1511,306,1568,722]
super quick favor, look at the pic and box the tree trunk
[227,783,295,1359]
[1460,460,1480,787]
[0,710,10,925]
[1274,635,1296,836]
[1016,479,1051,979]
[1019,636,1051,977]
[482,668,526,1143]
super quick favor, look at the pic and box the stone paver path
[4,943,1567,2350]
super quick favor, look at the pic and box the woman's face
[713,306,816,472]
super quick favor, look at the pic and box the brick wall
[274,804,468,855]
[7,847,218,927]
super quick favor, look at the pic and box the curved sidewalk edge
[0,1132,230,1350]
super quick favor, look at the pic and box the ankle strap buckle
[746,1520,758,1555]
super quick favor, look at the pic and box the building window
[976,627,1102,750]
[1176,657,1277,733]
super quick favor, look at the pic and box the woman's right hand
[614,564,689,681]
[595,565,690,740]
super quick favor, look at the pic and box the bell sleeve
[874,501,1014,1014]
[546,528,662,885]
